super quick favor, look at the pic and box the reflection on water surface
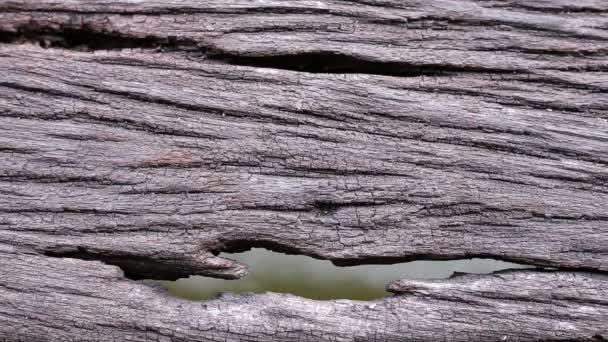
[155,248,531,300]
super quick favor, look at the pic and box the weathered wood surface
[0,0,607,341]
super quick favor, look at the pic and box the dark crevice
[0,25,198,52]
[0,174,135,186]
[218,52,519,77]
[0,6,333,16]
[311,200,406,215]
[258,168,415,179]
[43,247,196,281]
[330,253,543,268]
[0,146,38,154]
[284,167,416,178]
[1,26,522,77]
[313,201,341,215]
[44,248,161,280]
[487,3,608,15]
[0,207,133,215]
[241,200,403,215]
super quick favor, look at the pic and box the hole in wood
[148,248,533,300]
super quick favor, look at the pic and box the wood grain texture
[0,0,607,341]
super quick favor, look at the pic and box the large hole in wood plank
[148,248,532,300]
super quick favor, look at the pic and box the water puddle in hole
[152,248,532,300]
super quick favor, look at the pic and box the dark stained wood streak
[0,0,607,341]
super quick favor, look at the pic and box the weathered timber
[0,0,607,341]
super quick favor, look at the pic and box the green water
[154,249,531,300]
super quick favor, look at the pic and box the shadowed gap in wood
[150,248,534,300]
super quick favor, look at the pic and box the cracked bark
[0,0,607,341]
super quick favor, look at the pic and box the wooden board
[0,1,607,341]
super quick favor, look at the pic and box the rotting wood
[0,0,607,341]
